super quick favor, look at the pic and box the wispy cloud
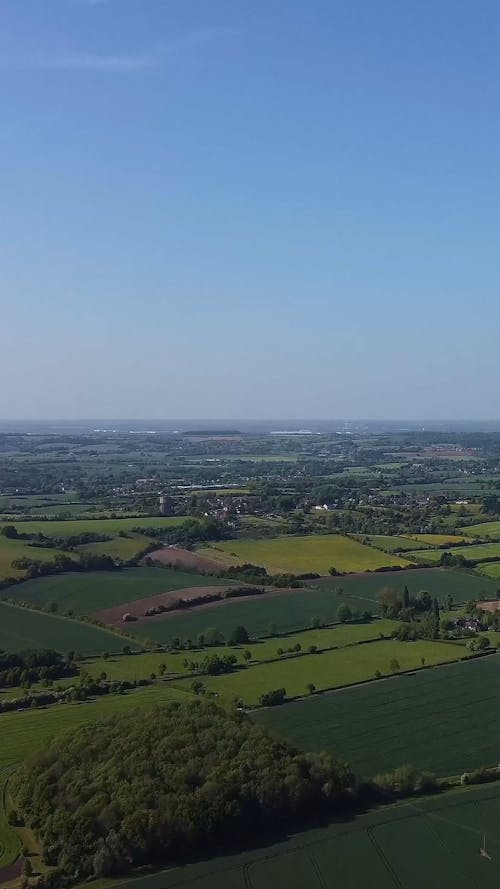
[7,52,160,72]
[0,27,236,74]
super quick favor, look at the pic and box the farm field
[172,639,467,705]
[4,516,188,537]
[199,534,412,574]
[477,562,500,579]
[77,533,152,561]
[6,567,231,615]
[362,535,430,552]
[406,542,500,564]
[256,653,500,777]
[404,533,469,545]
[0,534,73,579]
[0,601,128,654]
[83,620,400,679]
[130,568,499,643]
[75,783,500,889]
[464,520,500,539]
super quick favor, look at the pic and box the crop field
[75,783,500,889]
[0,601,127,654]
[6,567,230,615]
[404,533,469,545]
[199,534,412,574]
[464,520,500,539]
[406,542,500,564]
[255,654,500,778]
[362,535,430,552]
[5,516,188,537]
[129,568,498,644]
[172,639,467,705]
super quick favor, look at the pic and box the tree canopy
[12,702,354,882]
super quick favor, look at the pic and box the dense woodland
[12,703,355,882]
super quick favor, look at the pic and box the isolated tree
[243,650,252,662]
[445,594,453,612]
[402,585,410,609]
[311,615,322,628]
[229,625,249,645]
[306,683,316,695]
[158,663,166,676]
[389,658,400,673]
[337,603,352,623]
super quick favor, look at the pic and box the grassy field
[128,568,498,644]
[0,535,73,579]
[6,567,231,615]
[256,653,500,778]
[464,520,500,539]
[406,542,500,564]
[362,535,430,552]
[73,783,500,889]
[4,516,188,537]
[404,533,469,545]
[476,562,500,579]
[77,534,152,561]
[172,639,467,705]
[81,620,399,680]
[0,602,129,654]
[199,534,412,574]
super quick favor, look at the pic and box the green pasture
[476,562,500,579]
[6,567,230,615]
[173,639,466,705]
[73,783,500,889]
[199,534,412,574]
[464,520,500,539]
[256,653,500,778]
[404,533,469,545]
[130,568,498,643]
[0,602,128,655]
[362,535,430,552]
[83,620,399,680]
[406,542,500,565]
[77,533,152,561]
[4,516,188,537]
[0,535,73,579]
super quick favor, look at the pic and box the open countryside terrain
[406,542,500,564]
[199,534,412,574]
[0,601,127,654]
[4,516,188,537]
[463,520,500,538]
[70,783,500,889]
[5,567,233,615]
[127,568,498,644]
[172,639,469,705]
[0,534,74,579]
[256,653,500,777]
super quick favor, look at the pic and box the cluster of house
[454,616,482,633]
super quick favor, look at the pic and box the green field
[4,516,188,537]
[7,567,230,615]
[0,602,128,654]
[128,568,498,643]
[476,562,500,579]
[464,520,500,539]
[82,620,399,680]
[404,533,469,545]
[73,783,500,889]
[77,533,152,561]
[406,542,500,564]
[172,639,467,705]
[255,654,500,777]
[200,534,412,574]
[362,535,430,552]
[0,534,73,579]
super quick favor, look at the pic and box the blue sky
[1,0,499,419]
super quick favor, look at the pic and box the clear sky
[1,0,499,420]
